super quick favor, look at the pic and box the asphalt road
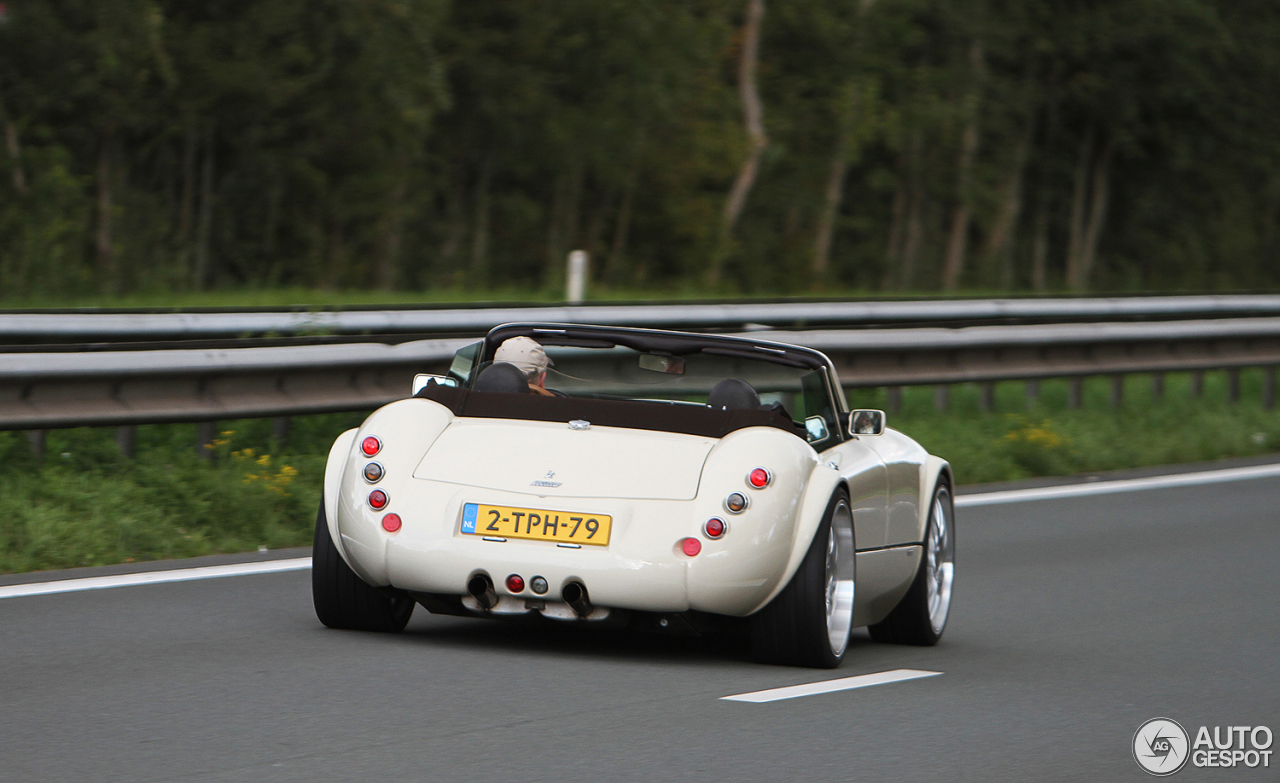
[2,474,1278,782]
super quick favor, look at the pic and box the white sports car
[313,323,954,668]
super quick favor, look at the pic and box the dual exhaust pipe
[466,574,593,618]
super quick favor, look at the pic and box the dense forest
[1,0,1279,300]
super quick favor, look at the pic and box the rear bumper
[335,479,796,617]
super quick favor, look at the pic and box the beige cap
[494,336,551,378]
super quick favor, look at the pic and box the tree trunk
[324,217,343,291]
[940,39,984,292]
[546,170,567,279]
[983,111,1035,287]
[470,157,493,286]
[811,141,847,281]
[709,0,767,286]
[4,119,26,195]
[439,168,466,270]
[1077,135,1115,289]
[900,188,925,290]
[606,162,638,283]
[810,1,878,284]
[178,126,197,242]
[1065,124,1095,290]
[96,125,116,292]
[377,177,407,291]
[1031,190,1049,292]
[193,125,215,291]
[881,179,908,288]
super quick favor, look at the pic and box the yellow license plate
[460,503,612,546]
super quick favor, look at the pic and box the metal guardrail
[7,294,1280,344]
[4,317,1280,433]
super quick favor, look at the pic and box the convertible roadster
[312,323,954,668]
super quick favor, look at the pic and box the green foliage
[0,413,363,573]
[854,370,1280,484]
[3,1,1280,300]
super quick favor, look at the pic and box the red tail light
[381,513,402,533]
[361,436,381,456]
[505,574,525,593]
[748,468,771,488]
[681,538,702,557]
[704,517,726,539]
[368,489,388,509]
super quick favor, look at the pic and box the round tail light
[681,537,702,557]
[363,462,384,483]
[368,489,389,509]
[505,574,525,593]
[530,576,549,595]
[704,517,726,539]
[748,468,771,488]
[725,492,748,513]
[361,436,382,456]
[381,513,402,533]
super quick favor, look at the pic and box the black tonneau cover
[414,383,805,440]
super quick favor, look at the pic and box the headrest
[473,362,530,394]
[707,378,761,410]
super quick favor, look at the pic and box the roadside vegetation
[2,369,1277,574]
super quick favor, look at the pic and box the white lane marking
[0,558,311,600]
[721,668,941,703]
[955,462,1280,508]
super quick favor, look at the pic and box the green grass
[3,368,1278,574]
[851,369,1280,484]
[0,413,364,574]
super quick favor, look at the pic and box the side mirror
[413,374,459,395]
[848,409,885,436]
[804,416,829,443]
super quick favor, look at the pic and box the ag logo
[1134,718,1190,776]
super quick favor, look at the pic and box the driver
[494,336,554,396]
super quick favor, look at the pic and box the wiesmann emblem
[531,470,562,488]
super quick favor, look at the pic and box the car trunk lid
[413,418,715,500]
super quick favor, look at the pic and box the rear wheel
[750,490,855,668]
[869,479,955,645]
[312,503,414,632]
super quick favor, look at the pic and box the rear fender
[745,463,843,615]
[918,456,953,539]
[323,428,359,567]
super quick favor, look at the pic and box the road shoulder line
[721,669,942,703]
[956,462,1280,507]
[0,558,311,600]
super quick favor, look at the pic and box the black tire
[312,503,414,632]
[750,490,856,668]
[868,478,955,646]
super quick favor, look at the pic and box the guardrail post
[1265,368,1276,409]
[1190,371,1204,398]
[1025,380,1039,408]
[885,386,902,413]
[933,385,949,412]
[116,426,136,459]
[26,430,46,461]
[272,416,290,447]
[1151,373,1164,401]
[197,422,217,460]
[1068,378,1083,409]
[979,382,995,412]
[1227,369,1241,403]
[1110,375,1124,408]
[566,250,588,303]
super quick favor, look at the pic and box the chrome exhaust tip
[561,581,592,618]
[466,573,498,610]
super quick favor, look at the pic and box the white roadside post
[567,249,588,303]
